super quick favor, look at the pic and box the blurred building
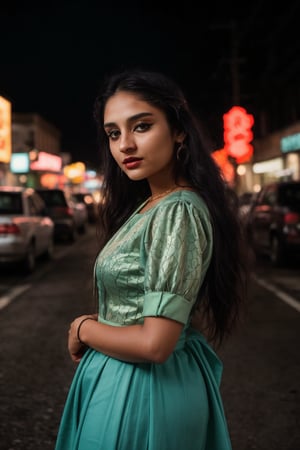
[12,113,61,154]
[1,112,101,195]
[237,122,300,194]
[2,113,70,188]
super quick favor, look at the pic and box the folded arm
[68,315,183,364]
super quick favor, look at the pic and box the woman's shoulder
[142,190,213,244]
[160,190,210,216]
[141,190,211,228]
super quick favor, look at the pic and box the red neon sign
[212,148,235,185]
[223,106,254,162]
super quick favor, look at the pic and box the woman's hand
[68,314,97,363]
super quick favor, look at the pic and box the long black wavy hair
[93,68,248,345]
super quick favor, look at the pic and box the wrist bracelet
[77,317,94,344]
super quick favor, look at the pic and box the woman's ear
[175,131,186,144]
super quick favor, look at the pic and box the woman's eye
[134,122,152,132]
[105,122,152,140]
[107,129,120,140]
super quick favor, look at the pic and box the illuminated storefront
[10,151,65,188]
[280,132,300,179]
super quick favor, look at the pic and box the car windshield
[37,190,67,206]
[0,193,23,214]
[73,194,84,201]
[278,184,300,208]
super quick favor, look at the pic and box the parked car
[66,193,88,234]
[238,191,256,222]
[71,191,98,223]
[246,180,300,266]
[36,188,88,242]
[0,186,55,273]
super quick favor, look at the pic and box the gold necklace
[147,186,178,203]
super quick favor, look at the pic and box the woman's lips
[123,158,143,169]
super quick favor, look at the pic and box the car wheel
[23,242,36,273]
[270,236,284,266]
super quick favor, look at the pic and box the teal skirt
[55,329,232,450]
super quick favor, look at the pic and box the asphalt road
[0,226,299,450]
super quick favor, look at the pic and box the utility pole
[230,20,241,106]
[210,19,242,107]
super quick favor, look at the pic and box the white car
[0,186,55,273]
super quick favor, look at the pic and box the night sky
[1,1,300,168]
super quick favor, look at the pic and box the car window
[258,186,276,206]
[255,190,265,205]
[0,193,23,214]
[265,189,276,206]
[278,184,300,207]
[37,190,67,206]
[73,194,84,201]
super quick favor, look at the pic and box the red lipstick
[123,157,142,169]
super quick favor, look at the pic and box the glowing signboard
[10,153,30,173]
[64,162,86,183]
[0,96,12,163]
[280,133,300,153]
[30,151,62,172]
[223,106,254,162]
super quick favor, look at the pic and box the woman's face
[103,91,182,185]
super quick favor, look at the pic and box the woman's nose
[119,132,136,153]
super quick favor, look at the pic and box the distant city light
[237,165,246,176]
[10,153,30,173]
[253,158,283,174]
[280,133,300,153]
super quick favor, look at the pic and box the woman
[55,69,247,450]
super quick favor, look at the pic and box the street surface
[0,225,299,450]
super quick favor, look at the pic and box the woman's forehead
[104,91,161,125]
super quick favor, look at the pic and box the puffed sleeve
[140,198,213,324]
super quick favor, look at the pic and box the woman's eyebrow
[104,112,154,128]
